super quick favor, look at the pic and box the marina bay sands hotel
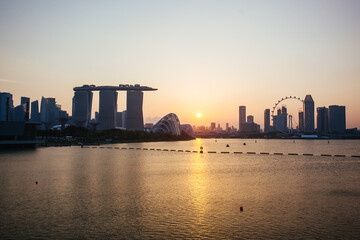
[72,84,157,130]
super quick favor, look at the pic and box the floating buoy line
[79,145,359,158]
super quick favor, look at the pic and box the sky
[1,0,359,129]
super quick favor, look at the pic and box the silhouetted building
[328,105,346,133]
[151,113,181,136]
[116,112,123,128]
[247,115,254,123]
[298,111,304,132]
[40,97,59,129]
[316,107,328,133]
[0,92,14,121]
[126,91,144,131]
[72,90,93,128]
[240,122,260,133]
[181,124,195,138]
[95,112,99,123]
[303,95,315,133]
[144,123,154,130]
[21,97,30,121]
[273,106,287,132]
[239,106,246,131]
[122,110,127,129]
[13,105,26,122]
[99,90,118,130]
[210,122,216,131]
[264,109,270,133]
[30,100,40,122]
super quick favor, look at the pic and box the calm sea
[1,139,360,239]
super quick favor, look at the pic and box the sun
[196,113,201,118]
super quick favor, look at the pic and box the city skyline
[1,0,360,129]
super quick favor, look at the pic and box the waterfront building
[98,90,118,130]
[264,109,270,133]
[0,92,14,121]
[126,91,144,131]
[239,106,246,131]
[72,90,93,128]
[40,97,59,128]
[95,112,99,123]
[151,113,181,136]
[316,107,328,133]
[303,95,315,133]
[298,111,304,132]
[247,115,254,123]
[226,123,229,132]
[144,123,154,130]
[21,97,30,121]
[122,110,127,129]
[30,100,40,122]
[116,112,123,128]
[181,124,195,138]
[13,105,26,122]
[328,105,346,133]
[210,122,216,131]
[72,84,156,130]
[240,122,260,133]
[273,106,287,132]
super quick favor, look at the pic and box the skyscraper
[30,100,40,122]
[316,107,328,133]
[303,95,314,133]
[116,112,123,128]
[40,97,59,128]
[210,122,216,131]
[247,115,254,123]
[126,91,144,131]
[328,105,346,133]
[298,111,304,132]
[13,105,26,122]
[122,110,127,129]
[99,90,118,130]
[0,92,14,121]
[264,109,270,133]
[21,97,30,121]
[273,106,287,132]
[72,91,93,127]
[239,106,246,131]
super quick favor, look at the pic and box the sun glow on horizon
[196,113,202,118]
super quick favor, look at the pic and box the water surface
[1,139,360,239]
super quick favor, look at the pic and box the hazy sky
[1,0,359,129]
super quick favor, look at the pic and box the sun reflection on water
[189,142,208,233]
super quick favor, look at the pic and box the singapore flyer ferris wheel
[271,96,304,132]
